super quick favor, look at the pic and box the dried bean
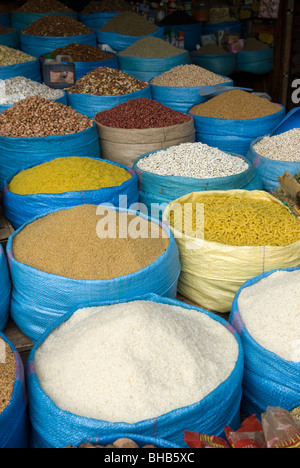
[95,98,191,129]
[15,0,74,13]
[81,0,130,14]
[190,89,282,120]
[0,45,36,66]
[253,128,300,162]
[0,96,93,137]
[0,77,64,104]
[46,43,114,62]
[67,67,148,96]
[150,64,231,87]
[99,11,157,36]
[22,16,93,37]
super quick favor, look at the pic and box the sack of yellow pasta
[162,190,300,313]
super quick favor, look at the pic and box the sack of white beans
[26,295,244,448]
[133,143,263,220]
[246,129,300,192]
[230,267,300,419]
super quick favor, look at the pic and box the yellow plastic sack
[162,190,300,313]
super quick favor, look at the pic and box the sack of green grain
[7,205,181,342]
[0,332,29,448]
[26,295,243,448]
[94,98,195,168]
[230,267,300,418]
[163,190,300,313]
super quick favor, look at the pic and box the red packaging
[184,431,231,449]
[225,414,267,448]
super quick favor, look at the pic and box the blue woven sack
[20,31,97,58]
[0,59,41,82]
[117,50,190,83]
[150,78,233,114]
[10,11,78,34]
[0,332,29,448]
[26,294,243,448]
[3,157,139,229]
[0,90,67,113]
[203,20,242,36]
[96,26,165,53]
[79,11,119,30]
[246,137,300,192]
[7,208,181,342]
[190,103,285,156]
[67,85,151,119]
[0,245,11,332]
[133,150,262,220]
[0,13,10,27]
[191,51,236,78]
[236,48,274,75]
[0,29,19,49]
[0,123,100,190]
[229,267,300,419]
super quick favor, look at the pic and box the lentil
[253,128,300,162]
[66,67,148,96]
[190,89,282,120]
[81,0,130,14]
[137,142,248,178]
[15,0,74,13]
[0,96,93,137]
[22,15,93,37]
[98,11,158,36]
[95,98,191,129]
[169,191,300,246]
[0,77,64,105]
[118,36,187,58]
[0,338,16,415]
[238,269,300,362]
[34,300,238,423]
[150,64,231,87]
[46,42,114,62]
[0,45,36,66]
[9,157,131,195]
[12,204,169,280]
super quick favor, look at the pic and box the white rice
[34,300,239,424]
[238,270,300,362]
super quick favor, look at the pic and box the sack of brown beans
[11,0,78,33]
[94,98,195,167]
[66,67,151,118]
[96,11,165,53]
[79,0,130,31]
[0,332,29,448]
[189,89,285,156]
[7,204,181,342]
[42,42,119,81]
[20,15,97,58]
[150,64,233,114]
[117,37,191,82]
[0,96,100,189]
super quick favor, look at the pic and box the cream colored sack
[94,119,195,168]
[162,190,300,313]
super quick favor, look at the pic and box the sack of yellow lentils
[3,156,138,229]
[162,190,300,313]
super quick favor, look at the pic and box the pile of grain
[81,0,130,14]
[0,45,36,66]
[190,89,282,120]
[15,0,74,13]
[238,269,300,362]
[98,11,158,36]
[118,36,187,58]
[34,300,239,423]
[0,338,16,415]
[8,157,131,195]
[46,43,114,62]
[253,128,300,162]
[150,64,231,87]
[12,205,169,280]
[22,16,93,36]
